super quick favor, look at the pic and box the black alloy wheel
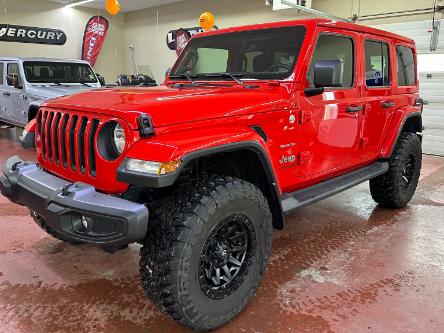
[199,214,255,300]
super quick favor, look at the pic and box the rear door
[297,28,363,179]
[360,38,395,160]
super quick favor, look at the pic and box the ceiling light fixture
[66,0,95,8]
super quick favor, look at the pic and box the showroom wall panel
[123,0,434,83]
[0,0,125,83]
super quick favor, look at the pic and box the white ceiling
[47,0,185,12]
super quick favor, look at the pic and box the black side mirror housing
[304,87,325,97]
[96,74,106,86]
[313,60,343,88]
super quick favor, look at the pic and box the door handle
[3,92,10,97]
[382,101,395,109]
[346,105,363,113]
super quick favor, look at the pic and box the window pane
[194,48,228,74]
[0,63,3,85]
[308,34,354,88]
[171,26,306,80]
[365,40,390,87]
[397,46,415,86]
[7,63,22,86]
[23,61,98,84]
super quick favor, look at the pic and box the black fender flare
[117,140,285,229]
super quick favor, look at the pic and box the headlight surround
[113,123,126,154]
[125,159,181,175]
[97,120,126,161]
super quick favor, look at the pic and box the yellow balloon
[105,0,120,16]
[199,12,215,31]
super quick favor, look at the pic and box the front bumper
[0,156,149,246]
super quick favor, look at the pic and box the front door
[297,28,363,180]
[3,62,25,125]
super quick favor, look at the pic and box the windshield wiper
[169,73,198,86]
[205,72,244,85]
[169,74,233,88]
[80,82,93,87]
[204,73,259,89]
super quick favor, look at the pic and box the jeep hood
[45,85,279,129]
[27,85,97,100]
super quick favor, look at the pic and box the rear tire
[370,132,422,208]
[139,176,272,331]
[30,210,81,245]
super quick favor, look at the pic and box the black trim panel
[388,112,422,157]
[282,161,389,214]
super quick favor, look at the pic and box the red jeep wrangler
[0,19,422,330]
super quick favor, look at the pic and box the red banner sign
[175,28,191,56]
[82,16,109,67]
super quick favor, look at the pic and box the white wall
[0,0,440,85]
[123,0,438,84]
[0,0,125,83]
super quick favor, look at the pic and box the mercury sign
[0,24,67,45]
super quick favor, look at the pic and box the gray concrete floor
[0,127,444,333]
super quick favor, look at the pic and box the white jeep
[0,57,102,128]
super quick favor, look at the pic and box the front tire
[139,176,272,331]
[370,132,422,208]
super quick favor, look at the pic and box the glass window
[194,48,229,74]
[397,46,415,86]
[7,63,22,86]
[365,40,390,87]
[23,61,98,84]
[171,26,306,80]
[308,34,354,88]
[0,63,3,85]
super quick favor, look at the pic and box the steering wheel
[266,63,292,73]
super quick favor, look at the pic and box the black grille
[38,110,99,177]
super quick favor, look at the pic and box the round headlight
[113,123,126,154]
[97,121,126,161]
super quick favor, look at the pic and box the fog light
[81,216,88,229]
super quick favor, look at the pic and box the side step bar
[281,161,389,214]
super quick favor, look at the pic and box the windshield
[23,61,98,84]
[170,26,306,80]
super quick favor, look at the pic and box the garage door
[418,72,444,156]
[372,21,444,155]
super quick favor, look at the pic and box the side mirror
[6,74,21,89]
[96,74,106,86]
[313,60,343,88]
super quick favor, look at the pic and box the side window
[0,63,3,85]
[365,40,390,87]
[397,46,415,86]
[7,63,22,86]
[308,34,354,88]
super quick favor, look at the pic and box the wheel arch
[179,141,284,229]
[380,109,422,158]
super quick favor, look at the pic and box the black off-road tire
[370,132,422,208]
[139,176,272,331]
[30,210,81,245]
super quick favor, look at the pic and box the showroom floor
[0,128,443,333]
